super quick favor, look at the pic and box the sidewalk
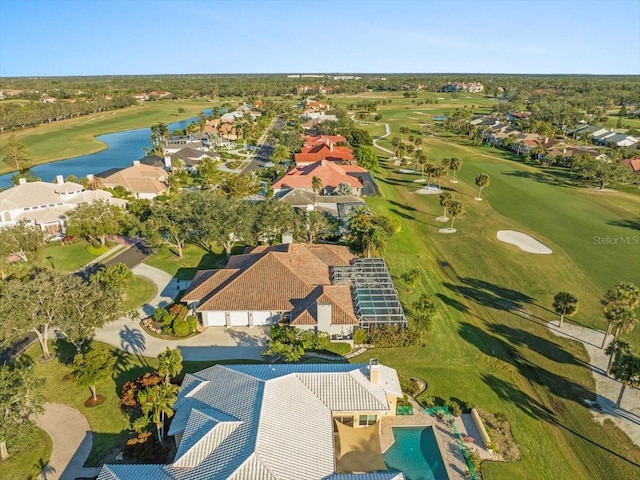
[548,321,640,447]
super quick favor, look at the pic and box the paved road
[243,116,284,173]
[36,403,100,480]
[103,241,152,269]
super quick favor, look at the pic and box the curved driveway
[94,263,268,361]
[36,403,100,480]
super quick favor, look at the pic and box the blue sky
[1,0,639,76]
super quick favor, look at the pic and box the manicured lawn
[124,276,157,311]
[337,92,640,479]
[144,244,227,280]
[39,240,101,272]
[0,99,221,174]
[14,340,263,470]
[0,426,52,480]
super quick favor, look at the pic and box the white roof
[0,181,61,209]
[98,363,402,480]
[54,181,84,194]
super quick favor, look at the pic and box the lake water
[0,110,212,188]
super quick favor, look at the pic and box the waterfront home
[96,161,169,199]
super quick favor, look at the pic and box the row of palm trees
[552,283,639,408]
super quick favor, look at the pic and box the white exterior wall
[202,311,226,327]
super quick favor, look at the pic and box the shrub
[186,315,198,332]
[153,308,171,325]
[422,394,436,408]
[119,373,161,409]
[447,399,462,417]
[226,160,243,170]
[86,244,109,256]
[172,319,191,337]
[369,325,419,347]
[353,328,367,345]
[399,374,422,396]
[397,394,412,407]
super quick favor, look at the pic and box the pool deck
[380,402,469,480]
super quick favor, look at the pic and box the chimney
[282,232,293,244]
[320,159,326,166]
[329,142,334,152]
[56,175,64,185]
[132,160,140,167]
[18,177,27,185]
[317,302,332,334]
[369,358,379,385]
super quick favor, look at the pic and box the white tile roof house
[98,363,405,480]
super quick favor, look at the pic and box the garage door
[203,311,225,327]
[252,311,273,326]
[229,311,249,326]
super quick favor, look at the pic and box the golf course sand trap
[415,186,441,195]
[497,230,552,254]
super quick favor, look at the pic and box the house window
[358,414,377,427]
[333,415,354,431]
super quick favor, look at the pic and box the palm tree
[312,176,323,195]
[610,350,640,408]
[552,292,578,328]
[138,383,179,443]
[601,282,640,347]
[345,207,388,258]
[447,201,463,230]
[475,173,490,200]
[157,347,183,386]
[605,308,637,371]
[449,158,462,183]
[435,165,448,190]
[439,192,452,220]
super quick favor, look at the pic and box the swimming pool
[383,427,449,480]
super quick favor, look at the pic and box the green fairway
[0,99,218,174]
[335,92,640,479]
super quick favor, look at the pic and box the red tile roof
[295,143,354,165]
[273,160,366,191]
[622,158,640,173]
[182,244,355,313]
[303,135,347,147]
[290,285,358,326]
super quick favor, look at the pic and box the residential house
[97,361,404,480]
[182,243,406,337]
[39,94,56,104]
[272,160,370,196]
[295,141,355,166]
[622,157,640,174]
[567,124,602,139]
[303,134,348,147]
[442,82,484,93]
[132,93,149,102]
[168,147,218,173]
[274,188,365,219]
[301,112,338,128]
[0,176,125,236]
[96,161,169,199]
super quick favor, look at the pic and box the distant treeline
[1,74,638,132]
[0,95,135,131]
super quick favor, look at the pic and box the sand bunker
[415,185,441,195]
[497,230,552,254]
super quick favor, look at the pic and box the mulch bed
[84,394,106,407]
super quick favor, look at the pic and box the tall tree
[271,144,291,165]
[146,195,196,257]
[439,191,452,220]
[0,365,44,460]
[137,383,179,443]
[449,158,462,183]
[312,175,323,194]
[345,207,390,258]
[354,145,379,172]
[72,344,116,403]
[66,200,130,246]
[573,157,631,190]
[157,347,183,386]
[294,209,335,244]
[552,292,578,328]
[3,134,32,172]
[601,282,640,347]
[0,270,68,359]
[0,220,44,263]
[475,173,490,200]
[447,201,464,230]
[610,349,640,409]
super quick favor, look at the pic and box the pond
[0,109,212,188]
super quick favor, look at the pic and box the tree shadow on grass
[387,199,417,212]
[459,322,594,407]
[501,170,573,188]
[389,208,415,221]
[607,218,640,232]
[482,373,640,469]
[442,277,535,312]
